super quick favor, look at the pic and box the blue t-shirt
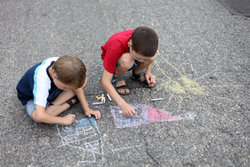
[16,57,62,106]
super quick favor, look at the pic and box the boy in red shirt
[101,26,158,117]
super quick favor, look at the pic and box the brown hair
[131,26,158,57]
[52,55,86,89]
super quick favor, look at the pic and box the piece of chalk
[92,102,104,105]
[106,93,112,101]
[151,98,164,101]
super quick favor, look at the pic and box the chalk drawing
[56,117,104,164]
[154,51,241,113]
[145,105,182,122]
[110,104,196,128]
[110,104,149,128]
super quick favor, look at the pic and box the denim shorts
[24,88,63,118]
[24,99,49,119]
[116,59,140,72]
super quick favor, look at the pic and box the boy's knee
[33,117,41,123]
[119,53,134,69]
[32,110,42,123]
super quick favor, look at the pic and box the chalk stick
[151,98,164,101]
[92,102,104,105]
[106,93,112,101]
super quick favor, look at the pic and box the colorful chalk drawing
[56,117,104,164]
[110,104,196,128]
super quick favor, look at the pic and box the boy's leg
[46,78,87,116]
[115,53,135,77]
[46,89,76,116]
[133,62,147,82]
[114,53,135,94]
[132,62,156,87]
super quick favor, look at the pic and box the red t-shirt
[101,30,133,74]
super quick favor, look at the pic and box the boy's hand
[145,73,156,87]
[85,109,101,120]
[121,103,136,117]
[62,114,76,125]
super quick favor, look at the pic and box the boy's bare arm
[73,84,101,119]
[102,70,136,117]
[33,105,75,125]
[145,53,157,73]
[74,88,89,111]
[145,53,157,86]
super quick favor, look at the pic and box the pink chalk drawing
[110,104,196,128]
[145,105,182,122]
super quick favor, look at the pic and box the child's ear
[128,40,132,48]
[52,72,58,79]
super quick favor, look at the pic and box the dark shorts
[116,59,140,72]
[47,88,63,103]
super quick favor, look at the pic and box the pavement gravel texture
[0,0,249,166]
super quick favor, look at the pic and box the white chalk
[151,98,164,101]
[106,93,112,101]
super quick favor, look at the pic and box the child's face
[130,49,153,63]
[54,75,87,90]
[130,50,145,62]
[54,78,72,90]
[128,39,154,63]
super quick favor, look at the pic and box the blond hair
[52,55,86,89]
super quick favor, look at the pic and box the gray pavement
[0,0,249,166]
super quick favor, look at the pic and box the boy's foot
[131,70,155,88]
[112,76,130,95]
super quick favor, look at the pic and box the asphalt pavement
[0,0,249,166]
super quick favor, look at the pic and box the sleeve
[103,41,124,74]
[33,67,51,107]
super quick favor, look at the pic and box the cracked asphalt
[0,0,249,166]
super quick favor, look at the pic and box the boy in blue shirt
[16,55,101,125]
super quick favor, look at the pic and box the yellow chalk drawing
[158,76,205,95]
[155,56,204,95]
[154,53,241,112]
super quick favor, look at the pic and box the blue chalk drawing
[57,117,104,164]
